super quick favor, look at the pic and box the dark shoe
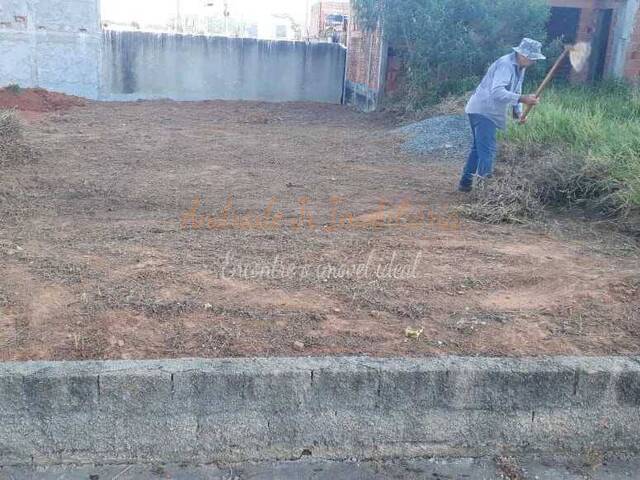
[458,185,472,193]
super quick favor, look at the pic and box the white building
[102,0,305,40]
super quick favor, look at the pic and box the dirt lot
[1,99,638,361]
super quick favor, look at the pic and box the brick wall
[344,20,386,110]
[309,0,350,38]
[346,29,383,90]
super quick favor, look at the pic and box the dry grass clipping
[424,92,472,117]
[457,176,544,224]
[0,111,22,164]
[495,456,526,480]
[0,110,21,157]
[382,91,472,122]
[0,110,35,215]
[0,109,31,165]
[457,143,627,225]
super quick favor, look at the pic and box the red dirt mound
[0,87,85,112]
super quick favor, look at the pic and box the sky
[101,0,310,27]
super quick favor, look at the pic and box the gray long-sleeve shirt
[465,52,526,130]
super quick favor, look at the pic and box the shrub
[352,0,551,108]
[5,84,22,95]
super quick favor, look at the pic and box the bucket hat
[513,38,546,60]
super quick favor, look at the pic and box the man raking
[458,38,545,192]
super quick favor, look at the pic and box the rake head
[568,42,592,73]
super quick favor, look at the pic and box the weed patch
[459,83,640,227]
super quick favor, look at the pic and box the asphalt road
[2,456,639,480]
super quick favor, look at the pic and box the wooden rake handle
[521,47,570,121]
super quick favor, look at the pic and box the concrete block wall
[0,357,639,466]
[0,0,102,98]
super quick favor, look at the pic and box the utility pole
[223,1,230,36]
[204,1,215,36]
[304,0,310,39]
[175,0,183,33]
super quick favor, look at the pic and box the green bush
[352,0,551,108]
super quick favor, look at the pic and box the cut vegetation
[0,110,23,164]
[459,82,640,233]
[0,109,34,166]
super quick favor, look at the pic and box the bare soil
[0,87,85,113]
[1,99,638,361]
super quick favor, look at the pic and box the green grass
[503,82,640,212]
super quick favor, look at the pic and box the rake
[521,41,592,122]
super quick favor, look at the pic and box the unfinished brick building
[343,17,386,111]
[308,0,350,43]
[548,0,640,80]
[344,0,640,110]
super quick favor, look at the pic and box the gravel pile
[395,114,471,156]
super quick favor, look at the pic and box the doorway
[547,7,581,80]
[589,9,613,82]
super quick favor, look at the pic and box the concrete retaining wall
[1,356,639,466]
[101,31,347,103]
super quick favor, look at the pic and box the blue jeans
[459,114,498,189]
